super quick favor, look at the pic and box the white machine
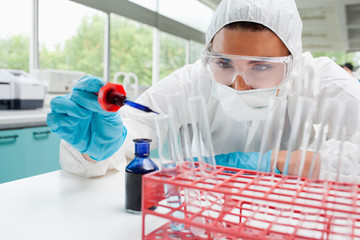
[0,69,45,109]
[30,69,85,94]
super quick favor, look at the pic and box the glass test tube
[188,96,226,239]
[188,96,217,174]
[283,96,315,178]
[166,93,195,172]
[307,97,330,180]
[332,99,360,184]
[256,97,287,220]
[326,102,353,238]
[257,97,288,175]
[323,100,345,183]
[295,97,316,179]
[154,114,184,231]
[166,93,205,237]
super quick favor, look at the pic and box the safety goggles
[202,51,292,89]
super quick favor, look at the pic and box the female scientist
[47,0,360,179]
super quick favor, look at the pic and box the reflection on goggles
[202,51,292,89]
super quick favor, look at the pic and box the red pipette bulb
[97,82,159,114]
[98,82,126,112]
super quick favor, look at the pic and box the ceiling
[199,0,360,52]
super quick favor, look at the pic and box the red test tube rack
[142,163,360,239]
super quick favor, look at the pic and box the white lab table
[0,93,60,130]
[0,160,149,240]
[0,108,49,130]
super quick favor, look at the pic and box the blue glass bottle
[125,138,158,213]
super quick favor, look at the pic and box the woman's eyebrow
[218,57,232,63]
[248,60,268,65]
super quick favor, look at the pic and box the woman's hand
[275,150,321,178]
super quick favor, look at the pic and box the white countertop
[0,160,154,240]
[0,108,50,130]
[0,94,60,130]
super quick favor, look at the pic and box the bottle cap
[133,138,152,155]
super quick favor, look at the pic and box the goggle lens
[203,52,292,89]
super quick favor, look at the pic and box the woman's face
[212,28,289,90]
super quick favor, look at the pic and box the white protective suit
[59,0,360,180]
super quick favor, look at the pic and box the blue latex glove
[215,151,281,174]
[47,75,127,161]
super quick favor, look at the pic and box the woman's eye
[215,60,233,69]
[252,64,273,71]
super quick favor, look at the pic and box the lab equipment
[165,92,195,171]
[188,96,217,173]
[307,97,330,180]
[154,114,184,231]
[125,138,158,213]
[47,75,127,161]
[188,96,229,239]
[0,69,45,109]
[323,100,349,183]
[166,93,206,235]
[97,82,159,114]
[144,92,360,237]
[30,69,85,94]
[142,164,360,239]
[256,97,287,175]
[143,91,360,238]
[202,51,292,89]
[282,96,316,178]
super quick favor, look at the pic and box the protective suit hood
[206,0,303,78]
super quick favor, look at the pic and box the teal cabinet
[0,126,61,183]
[0,129,26,182]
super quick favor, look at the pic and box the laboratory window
[110,14,154,91]
[159,32,186,80]
[0,0,31,71]
[39,0,106,77]
[190,40,205,64]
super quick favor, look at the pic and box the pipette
[97,82,159,114]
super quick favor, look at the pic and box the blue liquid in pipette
[105,90,159,114]
[124,100,159,114]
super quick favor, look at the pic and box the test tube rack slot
[142,164,360,239]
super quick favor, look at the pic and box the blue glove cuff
[215,150,278,173]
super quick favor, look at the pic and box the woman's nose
[232,74,252,90]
